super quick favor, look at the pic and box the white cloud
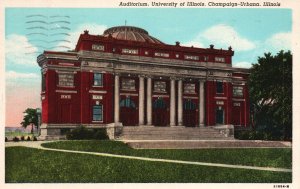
[265,32,291,51]
[200,24,256,51]
[233,61,252,68]
[53,23,108,51]
[6,71,39,80]
[181,41,205,48]
[6,34,38,66]
[184,24,256,52]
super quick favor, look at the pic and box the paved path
[5,141,292,173]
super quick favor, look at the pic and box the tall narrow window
[93,105,103,121]
[216,81,223,93]
[94,73,103,86]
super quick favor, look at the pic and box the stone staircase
[117,126,234,140]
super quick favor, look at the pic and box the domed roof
[103,26,164,44]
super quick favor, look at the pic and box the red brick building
[37,26,250,139]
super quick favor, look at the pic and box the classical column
[146,77,152,125]
[170,78,176,126]
[199,80,205,126]
[177,79,183,126]
[139,75,145,125]
[114,74,120,124]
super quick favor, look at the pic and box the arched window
[93,104,103,121]
[183,99,196,110]
[120,97,136,108]
[153,98,166,109]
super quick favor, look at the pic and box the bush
[66,126,108,140]
[27,136,31,141]
[21,136,25,141]
[33,136,37,141]
[13,137,19,142]
[5,137,8,142]
[234,129,284,141]
[93,129,109,140]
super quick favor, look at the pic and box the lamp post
[36,108,41,136]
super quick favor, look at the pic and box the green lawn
[6,146,291,183]
[42,140,292,169]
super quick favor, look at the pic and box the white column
[139,76,145,125]
[146,77,152,125]
[170,78,176,126]
[114,74,120,124]
[177,79,183,126]
[199,80,205,126]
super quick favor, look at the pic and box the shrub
[5,137,8,142]
[66,126,108,140]
[27,136,31,141]
[13,137,19,142]
[93,129,109,140]
[33,136,37,141]
[21,136,25,141]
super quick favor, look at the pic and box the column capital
[145,75,153,79]
[138,74,146,78]
[113,72,121,76]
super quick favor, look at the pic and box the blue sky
[5,8,292,126]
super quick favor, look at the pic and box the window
[183,99,196,110]
[184,83,196,94]
[204,56,209,61]
[215,57,225,62]
[92,44,104,51]
[121,78,135,90]
[184,55,199,60]
[122,48,138,54]
[154,52,169,58]
[216,81,223,93]
[58,73,74,87]
[153,98,166,109]
[233,86,243,97]
[93,105,103,121]
[120,97,136,108]
[93,73,103,86]
[154,81,167,93]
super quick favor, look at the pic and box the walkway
[5,141,292,173]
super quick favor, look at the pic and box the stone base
[213,125,234,138]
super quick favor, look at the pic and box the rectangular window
[92,44,104,51]
[154,52,169,58]
[93,105,103,121]
[233,86,244,97]
[216,81,223,93]
[184,83,196,94]
[184,55,199,60]
[121,78,136,90]
[93,73,103,86]
[215,57,225,62]
[154,81,167,93]
[122,48,138,54]
[58,73,74,87]
[204,56,209,61]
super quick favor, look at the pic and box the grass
[5,146,292,183]
[42,140,292,169]
[5,131,38,138]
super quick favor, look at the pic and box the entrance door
[216,107,224,124]
[120,97,137,126]
[183,99,197,127]
[153,98,168,126]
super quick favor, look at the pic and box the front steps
[117,126,233,140]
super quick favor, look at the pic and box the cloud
[181,41,205,48]
[6,34,38,66]
[233,61,252,68]
[6,71,39,80]
[53,23,108,51]
[184,24,256,52]
[265,32,291,51]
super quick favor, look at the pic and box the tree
[21,108,38,134]
[249,50,292,140]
